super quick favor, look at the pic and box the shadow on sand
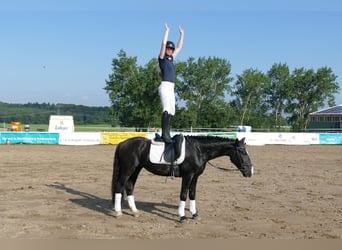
[46,182,179,222]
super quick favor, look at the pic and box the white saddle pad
[149,138,186,164]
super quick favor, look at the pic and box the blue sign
[0,132,59,144]
[319,134,342,144]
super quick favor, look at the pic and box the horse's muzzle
[242,165,253,178]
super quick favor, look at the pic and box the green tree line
[0,102,110,125]
[105,49,340,131]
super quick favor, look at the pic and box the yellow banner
[100,132,147,145]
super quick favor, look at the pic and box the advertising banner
[237,132,320,145]
[100,132,147,145]
[147,132,208,140]
[207,132,237,139]
[59,132,101,145]
[0,132,59,144]
[319,134,342,144]
[48,115,74,133]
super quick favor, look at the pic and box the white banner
[48,115,74,133]
[237,132,320,145]
[59,132,100,145]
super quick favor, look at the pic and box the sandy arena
[0,144,341,239]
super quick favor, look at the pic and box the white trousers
[158,81,175,115]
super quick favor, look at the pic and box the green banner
[207,132,237,139]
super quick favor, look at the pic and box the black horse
[111,136,253,223]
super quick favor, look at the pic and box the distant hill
[0,102,110,124]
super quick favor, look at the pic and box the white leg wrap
[114,193,122,212]
[189,200,196,215]
[178,200,186,217]
[127,195,138,212]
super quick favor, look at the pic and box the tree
[266,63,292,129]
[104,50,161,129]
[136,58,163,128]
[232,69,269,126]
[104,50,340,131]
[0,102,110,125]
[285,67,340,131]
[199,99,235,128]
[177,56,233,127]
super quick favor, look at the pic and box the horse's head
[229,138,253,177]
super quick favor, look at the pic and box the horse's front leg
[178,176,193,223]
[188,176,200,220]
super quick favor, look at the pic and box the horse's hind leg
[125,167,142,217]
[127,195,139,217]
[113,176,130,218]
[113,193,123,217]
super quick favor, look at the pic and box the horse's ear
[237,137,245,146]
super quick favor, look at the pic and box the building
[308,104,342,132]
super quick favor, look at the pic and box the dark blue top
[158,55,175,83]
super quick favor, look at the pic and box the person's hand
[178,26,184,34]
[164,23,170,31]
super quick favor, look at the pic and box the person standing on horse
[158,23,184,143]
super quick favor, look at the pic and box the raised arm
[172,26,184,59]
[159,23,170,59]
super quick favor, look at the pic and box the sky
[1,0,342,107]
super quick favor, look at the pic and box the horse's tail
[111,145,120,206]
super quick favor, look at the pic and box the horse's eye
[238,148,247,155]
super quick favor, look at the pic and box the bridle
[207,145,246,172]
[207,160,239,172]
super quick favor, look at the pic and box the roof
[309,104,342,115]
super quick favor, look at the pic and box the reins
[207,161,239,172]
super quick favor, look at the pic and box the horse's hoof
[114,211,123,218]
[132,210,140,218]
[192,213,200,221]
[179,216,188,224]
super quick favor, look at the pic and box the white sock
[189,200,196,215]
[114,193,122,212]
[127,195,137,211]
[178,200,186,217]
